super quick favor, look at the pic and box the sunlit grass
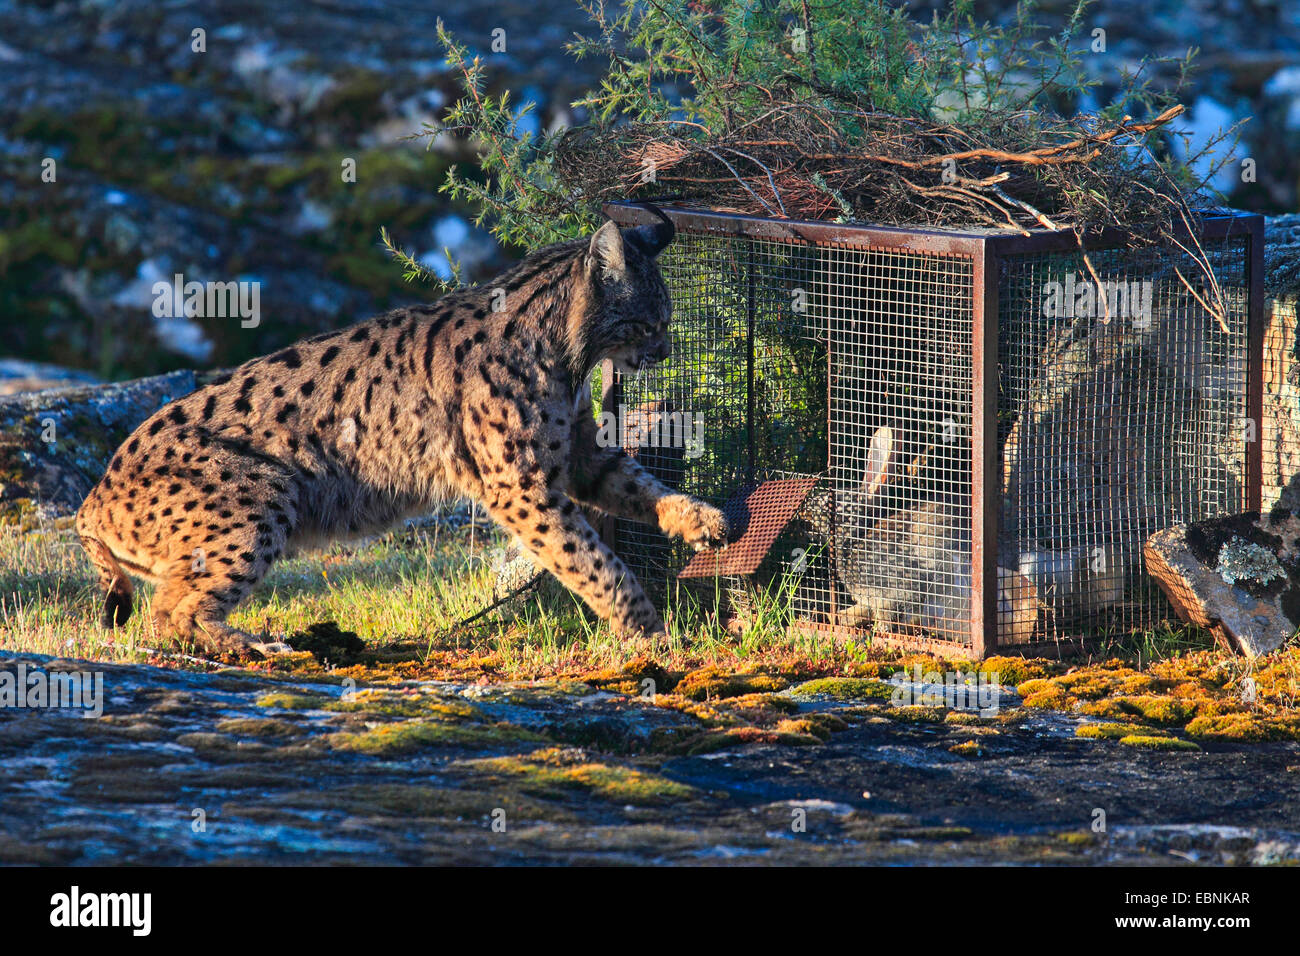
[0,520,855,674]
[0,520,1235,683]
[8,521,1299,747]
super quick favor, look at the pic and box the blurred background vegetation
[1,0,1298,386]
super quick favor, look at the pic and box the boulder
[0,371,197,528]
[1145,510,1300,656]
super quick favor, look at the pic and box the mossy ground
[3,522,1299,757]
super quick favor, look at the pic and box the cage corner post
[971,239,1000,658]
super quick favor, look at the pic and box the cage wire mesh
[604,229,828,618]
[818,247,975,645]
[997,237,1251,645]
[604,205,1260,655]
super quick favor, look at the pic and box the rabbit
[1016,543,1125,622]
[831,425,1039,643]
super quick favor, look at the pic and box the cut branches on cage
[415,0,1238,294]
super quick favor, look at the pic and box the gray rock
[1145,510,1300,657]
[0,370,197,526]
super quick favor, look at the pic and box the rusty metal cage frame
[602,201,1265,659]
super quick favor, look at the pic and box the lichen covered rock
[1145,510,1300,656]
[0,370,197,526]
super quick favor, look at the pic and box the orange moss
[672,665,791,701]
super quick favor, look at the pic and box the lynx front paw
[657,494,729,551]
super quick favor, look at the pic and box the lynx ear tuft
[587,220,626,280]
[625,204,676,257]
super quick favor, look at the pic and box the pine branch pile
[416,0,1238,267]
[554,101,1195,236]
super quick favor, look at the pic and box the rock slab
[0,370,196,526]
[1145,509,1300,656]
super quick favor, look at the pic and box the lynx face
[76,211,729,658]
[585,228,674,374]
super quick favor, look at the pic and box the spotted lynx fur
[76,216,728,656]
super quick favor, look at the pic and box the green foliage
[410,0,1203,279]
[569,0,935,126]
[433,20,588,253]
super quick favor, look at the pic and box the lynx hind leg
[484,491,664,639]
[152,500,297,657]
[79,535,134,628]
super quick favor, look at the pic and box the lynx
[76,214,728,656]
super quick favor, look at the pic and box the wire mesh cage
[602,202,1265,657]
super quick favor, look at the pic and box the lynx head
[582,214,675,375]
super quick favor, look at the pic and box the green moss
[214,717,307,738]
[1077,699,1133,720]
[974,656,1051,687]
[1185,714,1300,742]
[329,718,545,755]
[578,656,675,696]
[1013,676,1076,712]
[323,689,480,719]
[1111,695,1197,726]
[673,665,791,701]
[949,740,986,757]
[1057,830,1099,847]
[1055,676,1118,700]
[944,710,1021,728]
[459,747,697,805]
[1021,685,1073,709]
[789,676,893,701]
[256,691,331,710]
[1118,734,1200,751]
[775,714,846,742]
[670,724,820,755]
[883,704,950,723]
[717,692,800,716]
[1076,721,1158,741]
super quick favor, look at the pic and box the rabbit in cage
[828,425,1040,641]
